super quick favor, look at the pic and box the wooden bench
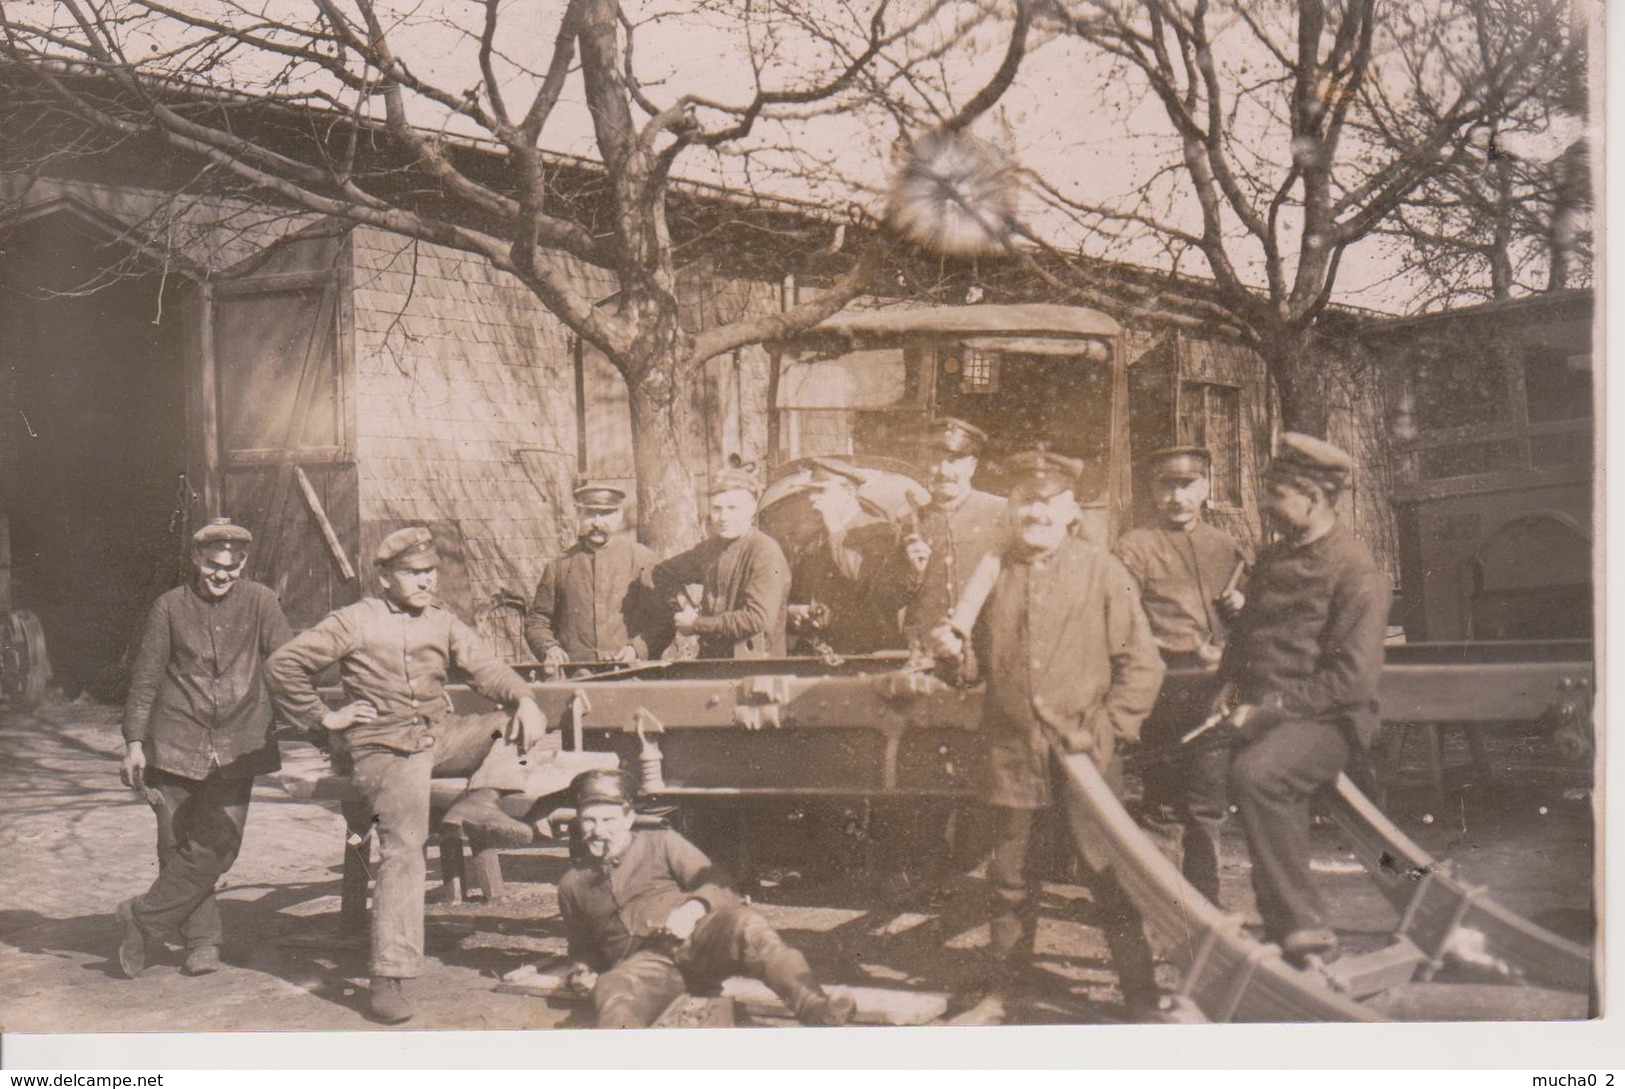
[274,748,621,933]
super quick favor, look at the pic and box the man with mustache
[787,458,927,654]
[929,451,1167,1017]
[1114,446,1248,905]
[525,482,670,675]
[901,417,1006,646]
[1216,434,1389,967]
[115,519,292,981]
[267,526,548,1023]
[559,768,856,1028]
[653,465,790,660]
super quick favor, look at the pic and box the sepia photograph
[0,0,1603,1056]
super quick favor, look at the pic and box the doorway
[1,211,190,697]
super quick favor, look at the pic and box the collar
[381,595,438,616]
[188,580,235,604]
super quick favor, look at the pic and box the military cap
[374,526,439,569]
[921,416,987,457]
[790,457,865,493]
[1267,432,1354,490]
[708,464,760,497]
[191,518,252,555]
[1005,449,1085,499]
[571,767,636,810]
[573,480,627,511]
[1144,446,1211,483]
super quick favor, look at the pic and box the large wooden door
[212,264,360,628]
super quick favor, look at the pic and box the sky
[39,0,1597,316]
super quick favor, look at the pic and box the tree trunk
[627,363,701,554]
[1258,327,1331,438]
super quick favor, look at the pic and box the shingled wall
[349,227,596,625]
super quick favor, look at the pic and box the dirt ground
[0,695,1596,1034]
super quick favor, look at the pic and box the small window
[1178,381,1241,505]
[958,348,999,393]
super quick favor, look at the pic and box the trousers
[1138,710,1230,905]
[131,768,254,948]
[592,905,824,1028]
[1228,717,1350,942]
[347,710,527,978]
[987,754,1157,1004]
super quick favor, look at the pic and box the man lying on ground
[558,768,856,1028]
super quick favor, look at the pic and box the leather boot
[1282,926,1340,968]
[442,788,533,848]
[796,988,857,1027]
[115,899,154,979]
[748,923,855,1027]
[369,976,414,1024]
[182,945,222,976]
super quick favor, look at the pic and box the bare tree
[1035,0,1582,434]
[1380,0,1590,307]
[0,0,1031,551]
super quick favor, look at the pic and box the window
[1522,347,1592,423]
[1178,382,1241,506]
[955,348,999,393]
[214,280,344,460]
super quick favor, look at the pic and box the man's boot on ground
[442,788,533,848]
[748,925,855,1027]
[1281,926,1340,968]
[795,987,857,1027]
[369,976,414,1024]
[182,945,222,977]
[114,899,153,979]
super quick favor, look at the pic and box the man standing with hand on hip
[267,526,548,1024]
[116,518,292,980]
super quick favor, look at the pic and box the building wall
[348,228,593,637]
[1365,291,1594,640]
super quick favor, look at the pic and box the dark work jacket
[1218,520,1390,749]
[1114,521,1250,658]
[970,537,1165,809]
[558,829,742,971]
[653,530,790,659]
[122,580,292,780]
[902,489,1007,641]
[791,514,923,654]
[524,536,672,662]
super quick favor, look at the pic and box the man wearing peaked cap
[115,518,293,982]
[1216,433,1388,967]
[926,449,1168,1018]
[267,524,551,1024]
[787,457,926,654]
[653,461,790,659]
[903,417,1005,643]
[557,768,855,1028]
[526,482,671,678]
[1114,446,1250,906]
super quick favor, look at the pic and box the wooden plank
[654,995,736,1028]
[294,465,357,580]
[1322,939,1428,1000]
[498,961,947,1026]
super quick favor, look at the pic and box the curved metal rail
[1050,739,1590,1021]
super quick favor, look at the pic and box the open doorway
[1,211,190,698]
